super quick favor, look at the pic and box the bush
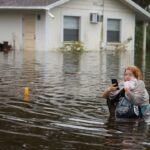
[135,23,150,50]
[59,41,85,53]
[147,25,150,50]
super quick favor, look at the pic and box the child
[124,76,137,90]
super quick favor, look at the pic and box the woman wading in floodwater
[102,65,150,120]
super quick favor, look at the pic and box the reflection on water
[0,50,150,150]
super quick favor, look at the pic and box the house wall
[0,10,46,51]
[0,0,136,51]
[47,0,135,51]
[103,0,135,51]
[0,11,23,50]
[35,11,46,51]
[47,0,102,51]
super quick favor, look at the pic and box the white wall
[0,11,22,50]
[46,0,136,51]
[35,11,46,51]
[0,0,136,51]
[47,0,103,51]
[0,10,46,51]
[103,11,135,51]
[103,0,135,51]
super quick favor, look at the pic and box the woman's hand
[107,84,118,92]
[124,87,129,93]
[101,84,118,98]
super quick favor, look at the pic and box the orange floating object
[24,87,29,104]
[24,87,29,96]
[24,95,29,103]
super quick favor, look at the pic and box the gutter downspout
[45,8,55,51]
[100,0,105,50]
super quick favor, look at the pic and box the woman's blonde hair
[124,65,142,80]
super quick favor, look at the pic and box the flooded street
[0,50,150,150]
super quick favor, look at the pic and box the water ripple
[0,51,150,149]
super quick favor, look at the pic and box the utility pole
[100,0,105,49]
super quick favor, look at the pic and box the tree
[133,0,150,10]
[133,0,150,50]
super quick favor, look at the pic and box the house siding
[46,0,135,51]
[0,10,46,51]
[0,0,137,51]
[47,0,103,51]
[103,11,135,51]
[0,10,23,50]
[35,12,46,51]
[104,0,135,51]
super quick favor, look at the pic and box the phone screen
[111,79,119,89]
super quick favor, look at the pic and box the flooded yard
[0,49,150,150]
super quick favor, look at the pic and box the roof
[0,0,69,9]
[119,0,150,22]
[0,0,58,6]
[0,0,149,21]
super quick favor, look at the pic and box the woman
[102,65,150,119]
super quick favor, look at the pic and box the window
[64,16,80,41]
[107,19,121,42]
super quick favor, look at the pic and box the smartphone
[111,79,119,90]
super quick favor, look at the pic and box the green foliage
[147,25,150,50]
[133,0,150,9]
[135,24,143,49]
[59,41,85,53]
[133,0,150,50]
[135,24,150,50]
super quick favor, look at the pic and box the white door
[23,14,35,51]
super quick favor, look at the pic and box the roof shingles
[0,0,60,6]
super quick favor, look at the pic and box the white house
[0,0,149,51]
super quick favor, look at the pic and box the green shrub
[135,23,150,50]
[147,25,150,50]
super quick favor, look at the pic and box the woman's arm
[101,87,111,98]
[101,84,118,98]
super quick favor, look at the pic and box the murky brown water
[0,49,150,150]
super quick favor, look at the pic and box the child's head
[124,65,141,81]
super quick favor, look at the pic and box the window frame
[107,18,121,43]
[63,15,81,42]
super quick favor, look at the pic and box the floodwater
[0,49,150,150]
